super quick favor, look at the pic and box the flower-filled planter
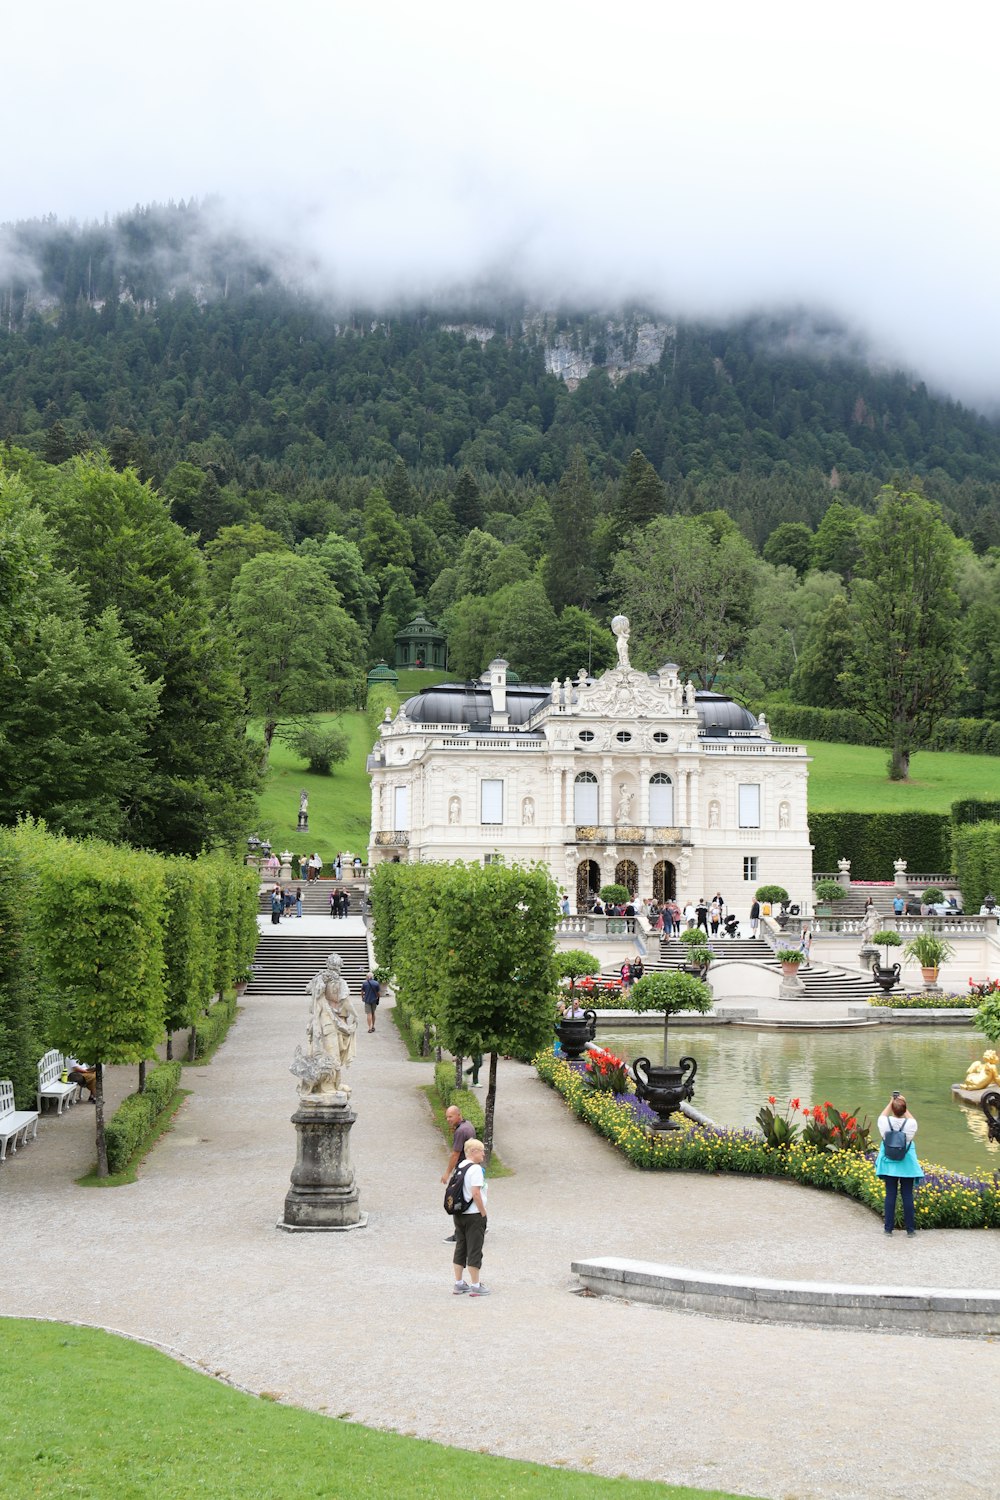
[775,947,804,978]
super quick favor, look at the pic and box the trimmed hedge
[192,991,238,1060]
[952,800,1000,827]
[433,1060,485,1137]
[953,823,1000,914]
[809,812,951,879]
[766,702,1000,756]
[104,1062,182,1175]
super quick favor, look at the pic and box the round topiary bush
[599,883,631,906]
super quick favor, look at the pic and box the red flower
[801,1107,811,1118]
[790,1098,800,1111]
[824,1101,832,1110]
[768,1095,776,1106]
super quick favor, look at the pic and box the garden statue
[860,904,879,945]
[981,1090,1000,1143]
[963,1050,1000,1091]
[522,797,535,825]
[448,796,461,824]
[612,614,631,669]
[297,788,309,832]
[616,784,633,822]
[291,954,358,1100]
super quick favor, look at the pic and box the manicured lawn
[805,741,1000,813]
[253,713,374,857]
[2,1320,748,1499]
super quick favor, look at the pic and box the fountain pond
[596,1024,999,1178]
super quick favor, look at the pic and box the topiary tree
[557,950,601,997]
[755,884,789,906]
[815,879,848,904]
[872,929,903,968]
[921,886,944,904]
[21,825,167,1177]
[623,970,713,1066]
[600,883,630,906]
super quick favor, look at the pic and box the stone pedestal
[921,982,944,1000]
[297,812,309,833]
[779,973,806,1000]
[277,1096,367,1233]
[279,850,294,882]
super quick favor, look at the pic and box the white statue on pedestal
[616,784,633,822]
[611,615,631,670]
[292,953,358,1100]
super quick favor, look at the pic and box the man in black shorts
[441,1105,474,1242]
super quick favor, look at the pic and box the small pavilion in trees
[394,614,448,670]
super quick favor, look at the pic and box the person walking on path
[269,885,283,925]
[464,1053,483,1086]
[361,971,381,1033]
[798,926,812,969]
[695,898,709,934]
[441,1106,476,1243]
[295,886,303,919]
[452,1138,489,1296]
[875,1094,924,1236]
[749,898,760,938]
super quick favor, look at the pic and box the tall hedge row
[953,825,1000,913]
[0,822,259,1173]
[808,812,952,880]
[767,703,1000,756]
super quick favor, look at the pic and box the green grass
[804,740,1000,813]
[2,1320,748,1499]
[254,712,373,856]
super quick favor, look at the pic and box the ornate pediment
[575,666,679,720]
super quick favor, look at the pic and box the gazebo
[394,614,447,670]
[366,660,399,691]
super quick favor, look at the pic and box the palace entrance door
[653,860,676,902]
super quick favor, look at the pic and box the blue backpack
[883,1123,909,1161]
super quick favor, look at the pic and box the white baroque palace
[367,617,812,909]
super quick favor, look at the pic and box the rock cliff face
[532,316,673,386]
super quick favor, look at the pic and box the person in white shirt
[875,1094,923,1236]
[451,1139,490,1296]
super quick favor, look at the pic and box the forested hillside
[3,203,1000,550]
[3,202,1000,848]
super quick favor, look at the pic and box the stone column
[278,1097,367,1233]
[601,757,613,830]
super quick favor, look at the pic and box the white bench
[0,1079,39,1160]
[37,1051,82,1115]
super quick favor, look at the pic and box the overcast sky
[4,1,998,405]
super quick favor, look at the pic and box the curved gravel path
[2,988,999,1500]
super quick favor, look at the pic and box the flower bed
[868,992,974,1009]
[534,1049,1000,1229]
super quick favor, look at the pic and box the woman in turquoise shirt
[875,1094,924,1236]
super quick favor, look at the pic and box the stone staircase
[257,877,368,917]
[247,932,370,996]
[598,934,902,1002]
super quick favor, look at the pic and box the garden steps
[246,932,370,996]
[603,945,903,1002]
[257,878,367,916]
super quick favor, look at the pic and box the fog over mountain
[4,1,998,409]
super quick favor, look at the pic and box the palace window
[649,773,674,824]
[615,730,632,744]
[578,729,595,743]
[481,779,504,824]
[393,785,410,831]
[573,771,599,823]
[738,784,761,828]
[653,731,669,744]
[743,855,759,882]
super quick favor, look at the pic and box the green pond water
[596,1025,999,1178]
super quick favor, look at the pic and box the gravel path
[3,988,999,1500]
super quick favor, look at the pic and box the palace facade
[367,621,812,909]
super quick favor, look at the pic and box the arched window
[649,772,673,824]
[573,771,599,824]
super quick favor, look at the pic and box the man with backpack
[448,1138,489,1296]
[441,1105,475,1243]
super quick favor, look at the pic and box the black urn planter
[981,1089,1000,1144]
[554,1009,597,1060]
[631,1054,697,1131]
[872,962,901,992]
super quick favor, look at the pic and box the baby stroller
[723,913,740,939]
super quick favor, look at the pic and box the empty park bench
[37,1051,82,1115]
[0,1079,39,1161]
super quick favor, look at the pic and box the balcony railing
[573,826,686,845]
[374,831,409,847]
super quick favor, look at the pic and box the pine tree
[617,448,666,529]
[544,448,598,611]
[452,467,483,531]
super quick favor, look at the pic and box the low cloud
[3,1,998,408]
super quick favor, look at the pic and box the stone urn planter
[872,930,903,992]
[554,1009,597,1060]
[872,962,901,992]
[631,1054,697,1131]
